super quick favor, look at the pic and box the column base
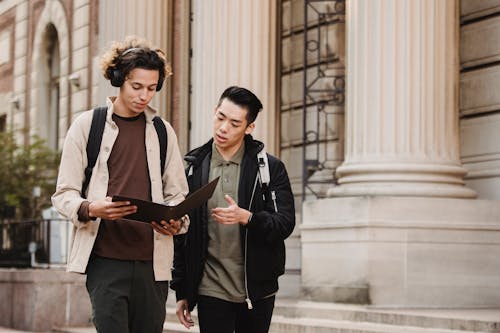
[328,182,477,198]
[302,284,370,304]
[331,163,477,198]
[301,196,500,307]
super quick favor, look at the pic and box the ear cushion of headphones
[110,69,125,88]
[110,67,164,91]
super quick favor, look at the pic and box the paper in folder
[112,177,220,223]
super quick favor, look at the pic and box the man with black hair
[52,36,188,333]
[171,86,295,333]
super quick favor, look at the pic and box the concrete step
[268,316,492,333]
[0,328,36,333]
[273,299,500,332]
[164,301,500,333]
[163,322,200,333]
[52,299,500,333]
[52,328,94,333]
[163,316,494,333]
[53,323,199,333]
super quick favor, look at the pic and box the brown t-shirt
[92,112,154,260]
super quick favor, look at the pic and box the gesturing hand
[88,196,137,220]
[211,195,251,225]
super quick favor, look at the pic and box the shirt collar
[106,96,158,123]
[211,141,245,166]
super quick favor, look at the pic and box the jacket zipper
[244,229,252,309]
[244,174,259,310]
[271,190,278,212]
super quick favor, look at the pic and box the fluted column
[189,0,277,152]
[13,2,28,144]
[96,0,170,118]
[330,0,475,198]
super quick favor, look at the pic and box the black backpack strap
[82,107,107,198]
[153,116,168,174]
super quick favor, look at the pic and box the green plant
[0,130,60,219]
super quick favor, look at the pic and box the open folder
[112,177,220,223]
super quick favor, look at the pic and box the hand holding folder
[112,177,219,223]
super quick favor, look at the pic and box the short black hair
[217,86,263,124]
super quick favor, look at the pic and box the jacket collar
[105,96,159,123]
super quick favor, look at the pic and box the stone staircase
[51,298,500,333]
[162,298,500,333]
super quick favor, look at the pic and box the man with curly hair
[52,36,188,333]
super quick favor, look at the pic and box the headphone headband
[121,47,142,56]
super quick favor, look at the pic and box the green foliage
[0,131,60,219]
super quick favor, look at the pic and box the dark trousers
[197,295,275,333]
[85,256,169,333]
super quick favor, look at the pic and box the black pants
[197,295,275,333]
[85,256,169,333]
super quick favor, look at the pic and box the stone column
[301,0,500,307]
[189,0,277,152]
[330,0,475,198]
[96,0,170,119]
[13,1,28,143]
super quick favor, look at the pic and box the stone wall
[0,268,91,332]
[460,0,500,199]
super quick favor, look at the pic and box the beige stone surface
[461,114,500,199]
[0,278,13,328]
[302,196,500,307]
[281,107,342,146]
[460,65,500,116]
[73,4,89,30]
[0,269,91,332]
[281,0,303,32]
[282,24,344,71]
[282,67,345,108]
[72,48,89,73]
[460,15,500,68]
[461,0,500,20]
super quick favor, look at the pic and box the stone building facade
[1,0,500,312]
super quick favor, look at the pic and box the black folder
[112,177,219,223]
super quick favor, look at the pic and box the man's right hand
[176,299,194,329]
[88,196,137,220]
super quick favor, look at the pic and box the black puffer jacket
[170,135,295,311]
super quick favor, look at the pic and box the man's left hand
[211,195,251,225]
[152,219,182,235]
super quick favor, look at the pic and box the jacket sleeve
[170,162,194,300]
[170,232,187,300]
[51,113,90,227]
[247,157,296,243]
[162,121,189,206]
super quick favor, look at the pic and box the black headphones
[109,48,164,91]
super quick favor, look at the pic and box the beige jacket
[52,98,188,280]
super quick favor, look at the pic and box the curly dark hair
[100,36,171,89]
